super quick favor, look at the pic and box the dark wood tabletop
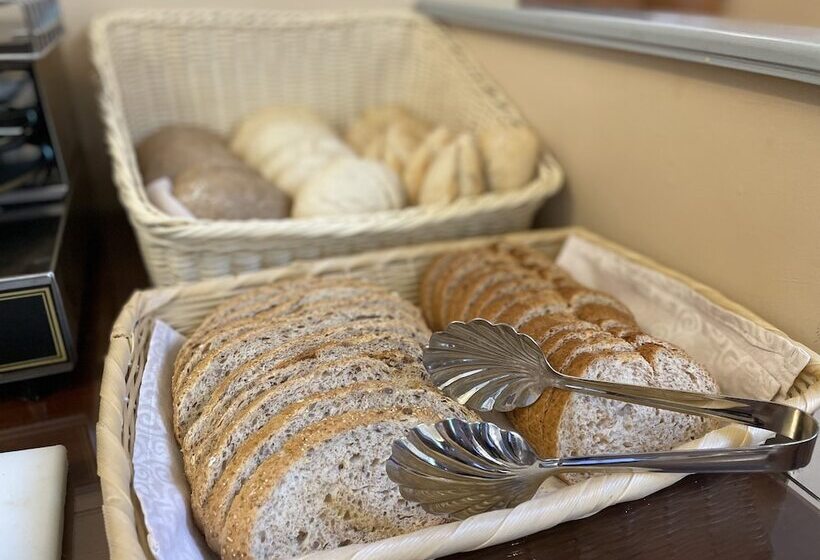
[0,207,818,560]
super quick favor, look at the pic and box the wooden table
[0,208,818,559]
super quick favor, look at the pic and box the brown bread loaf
[420,244,718,473]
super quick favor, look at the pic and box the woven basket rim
[89,7,564,240]
[97,226,820,560]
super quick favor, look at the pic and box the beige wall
[448,26,820,352]
[51,1,820,351]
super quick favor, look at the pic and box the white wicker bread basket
[90,9,564,286]
[97,226,820,560]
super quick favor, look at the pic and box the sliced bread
[174,277,359,384]
[221,408,459,560]
[186,358,424,499]
[203,384,476,550]
[183,332,426,460]
[173,311,428,440]
[173,290,422,394]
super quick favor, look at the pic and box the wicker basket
[90,9,564,286]
[98,226,820,559]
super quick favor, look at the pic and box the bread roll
[258,135,352,196]
[230,106,334,167]
[172,165,290,220]
[137,125,241,183]
[292,157,405,218]
[417,133,486,206]
[345,105,430,154]
[403,126,452,204]
[479,125,540,192]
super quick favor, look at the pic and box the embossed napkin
[556,234,810,399]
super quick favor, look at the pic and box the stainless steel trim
[416,1,820,85]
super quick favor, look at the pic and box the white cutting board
[0,445,67,560]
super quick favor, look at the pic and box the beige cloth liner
[131,234,811,560]
[555,235,810,399]
[144,178,195,220]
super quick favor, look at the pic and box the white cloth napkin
[145,177,196,219]
[132,320,213,560]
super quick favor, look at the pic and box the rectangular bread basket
[97,226,820,560]
[90,9,564,286]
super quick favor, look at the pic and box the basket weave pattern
[97,227,820,559]
[90,9,564,286]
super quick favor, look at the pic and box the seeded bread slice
[471,278,554,321]
[547,334,635,371]
[434,251,519,329]
[490,291,568,329]
[183,339,423,463]
[574,303,637,329]
[509,350,716,476]
[175,278,363,384]
[173,315,427,441]
[173,291,422,395]
[202,384,477,550]
[221,408,459,560]
[445,268,529,326]
[186,358,424,500]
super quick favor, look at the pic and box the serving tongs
[386,319,818,519]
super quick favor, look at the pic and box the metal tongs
[386,319,818,519]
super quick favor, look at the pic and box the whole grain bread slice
[547,334,635,371]
[446,268,529,325]
[490,291,568,329]
[174,277,365,387]
[434,250,519,329]
[173,290,421,395]
[220,408,463,560]
[186,357,424,498]
[183,339,423,463]
[508,351,653,457]
[429,250,504,330]
[471,278,555,322]
[173,314,428,441]
[573,303,637,329]
[202,384,476,550]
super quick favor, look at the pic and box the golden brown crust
[574,303,637,328]
[492,291,566,329]
[419,253,455,327]
[548,333,625,371]
[437,250,514,328]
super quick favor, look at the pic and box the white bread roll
[479,125,540,192]
[292,157,405,218]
